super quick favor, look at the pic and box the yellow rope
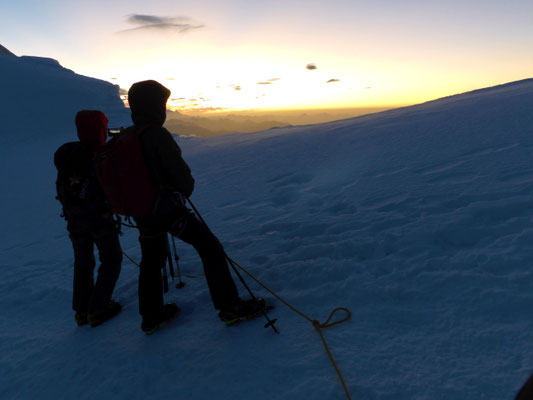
[123,249,352,399]
[227,257,353,400]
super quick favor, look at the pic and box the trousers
[136,205,239,320]
[69,219,122,314]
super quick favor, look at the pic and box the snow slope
[1,51,533,399]
[0,44,16,57]
[0,53,128,147]
[0,53,129,254]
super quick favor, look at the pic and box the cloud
[183,106,226,113]
[257,78,280,85]
[306,63,317,70]
[327,79,340,83]
[118,14,204,34]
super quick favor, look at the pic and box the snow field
[2,53,533,399]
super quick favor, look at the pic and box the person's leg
[171,212,239,311]
[70,232,95,314]
[137,227,167,321]
[89,223,123,314]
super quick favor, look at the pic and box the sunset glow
[2,0,533,113]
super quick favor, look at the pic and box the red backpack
[94,126,156,218]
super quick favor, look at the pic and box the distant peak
[0,44,16,57]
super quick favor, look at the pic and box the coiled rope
[226,256,353,400]
[120,202,353,399]
[122,247,352,399]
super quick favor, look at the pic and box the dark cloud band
[119,14,204,34]
[127,15,190,24]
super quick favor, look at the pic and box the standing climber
[126,80,266,334]
[54,110,122,327]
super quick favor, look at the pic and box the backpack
[93,126,156,218]
[54,141,107,220]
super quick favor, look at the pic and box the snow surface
[1,52,533,399]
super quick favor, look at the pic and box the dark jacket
[55,142,112,233]
[128,80,194,198]
[55,110,114,233]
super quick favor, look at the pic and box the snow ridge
[0,54,129,147]
[0,44,16,56]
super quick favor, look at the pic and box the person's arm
[154,128,195,197]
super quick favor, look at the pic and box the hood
[128,80,171,126]
[75,110,108,149]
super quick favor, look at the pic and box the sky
[2,0,533,112]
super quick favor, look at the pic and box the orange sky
[2,0,533,112]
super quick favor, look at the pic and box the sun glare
[109,38,518,114]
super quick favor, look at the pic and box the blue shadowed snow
[1,52,533,399]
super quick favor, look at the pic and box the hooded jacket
[128,80,194,198]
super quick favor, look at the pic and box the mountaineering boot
[87,300,122,327]
[75,312,88,326]
[141,303,181,335]
[218,298,268,326]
